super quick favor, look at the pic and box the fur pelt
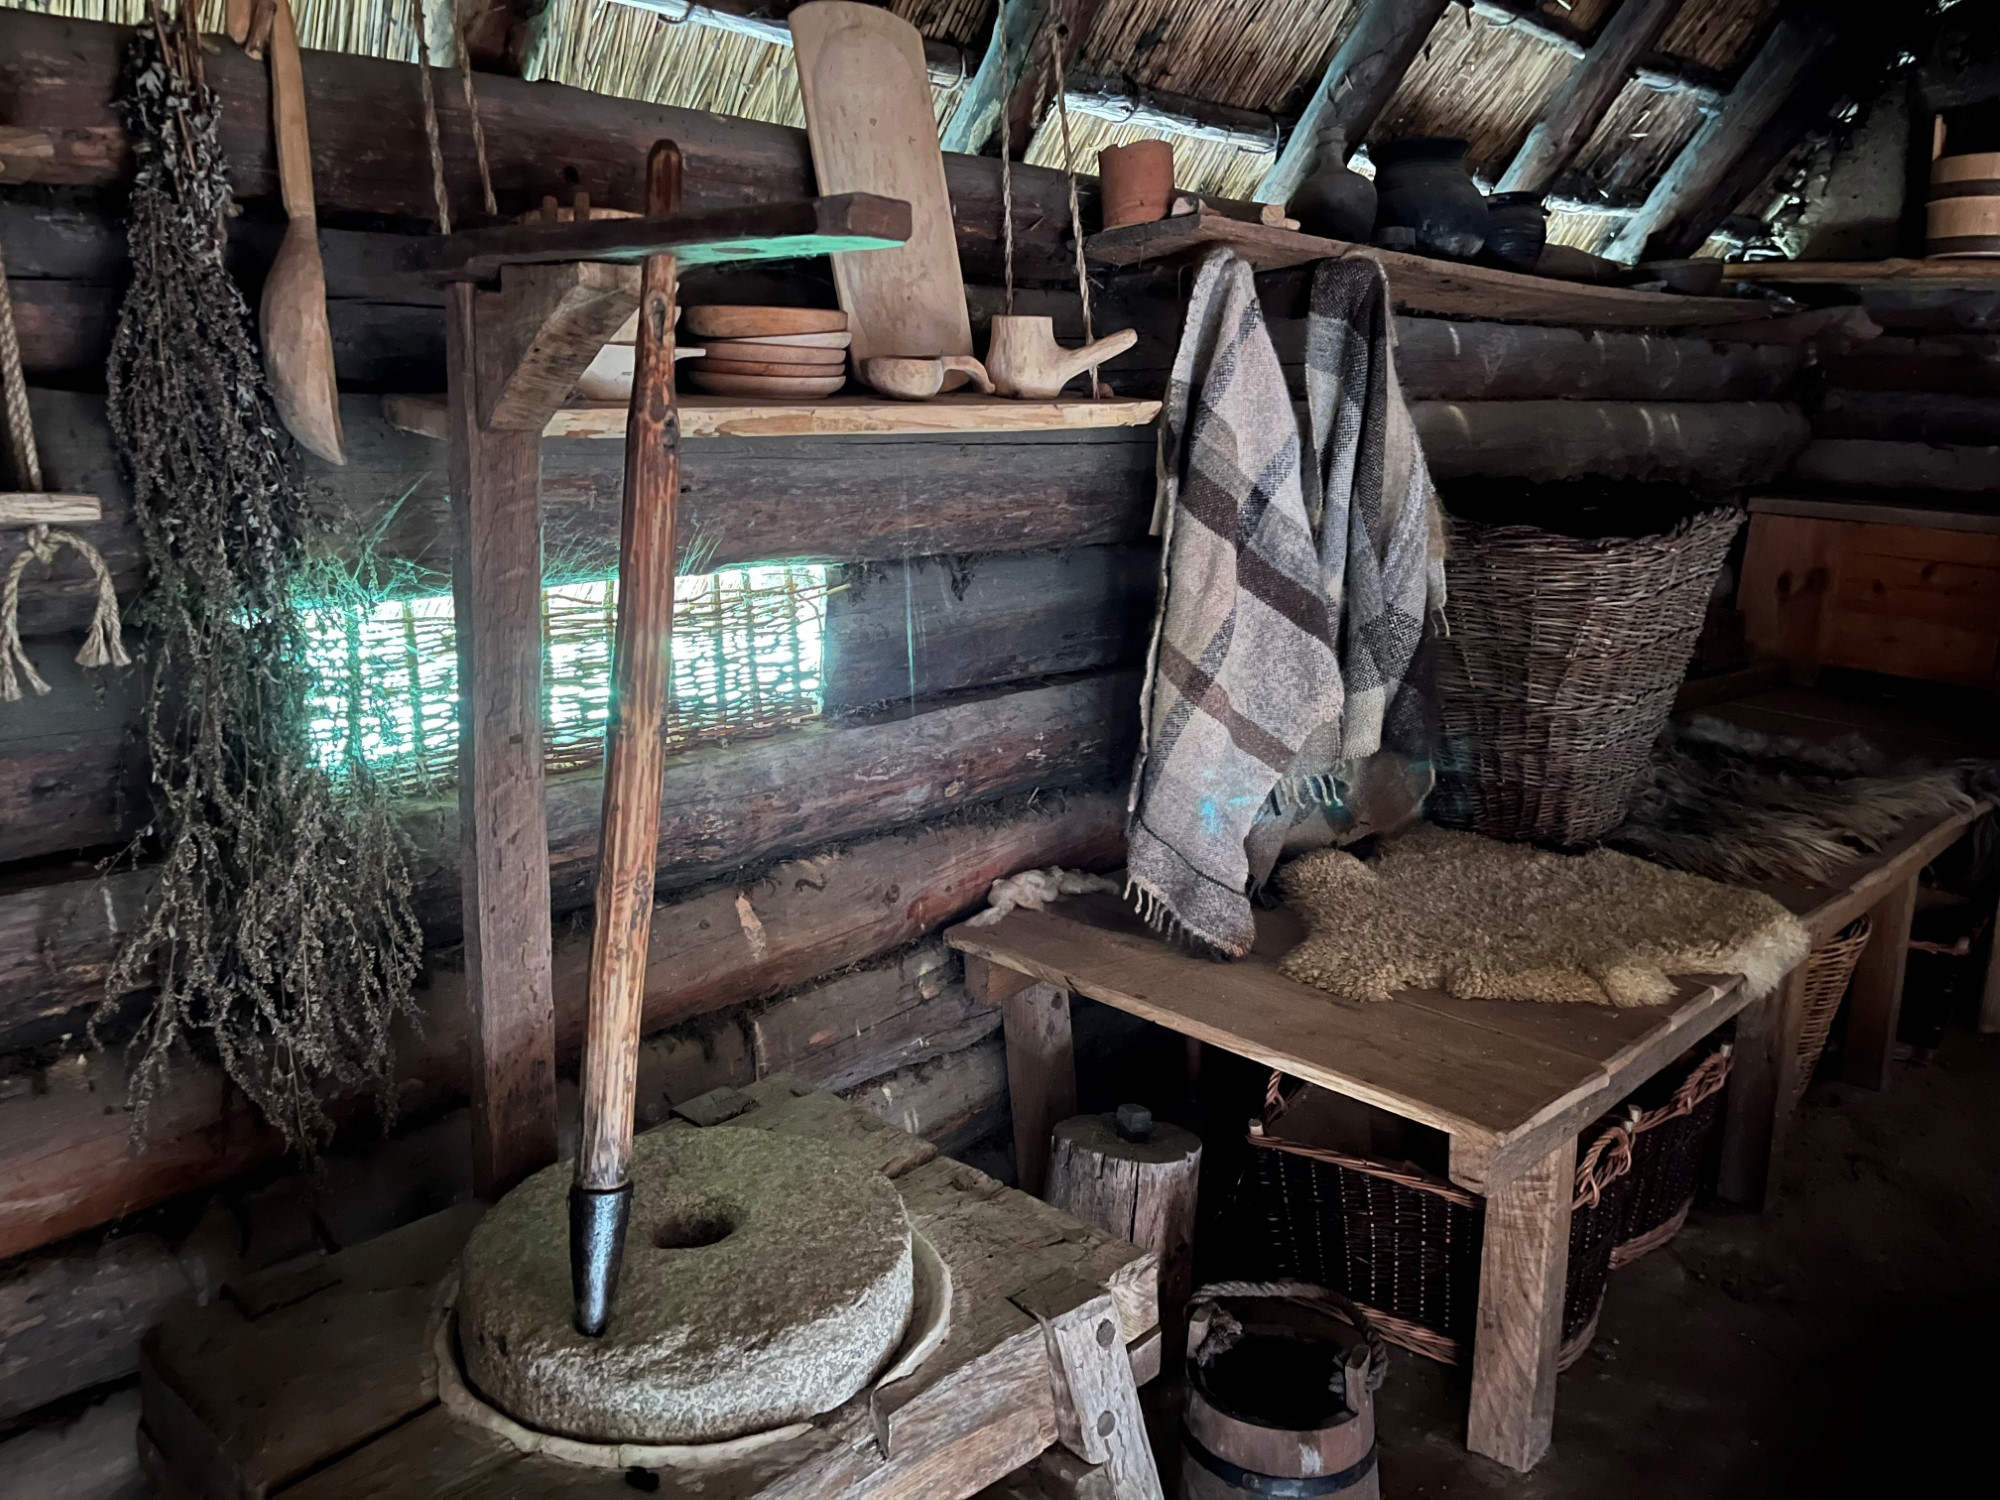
[1609,716,1980,886]
[1277,825,1808,1008]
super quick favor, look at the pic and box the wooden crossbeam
[1497,0,1680,194]
[937,0,1052,155]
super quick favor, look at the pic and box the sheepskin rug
[1277,824,1809,1007]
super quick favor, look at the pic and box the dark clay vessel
[1288,127,1377,243]
[1371,137,1488,261]
[1482,190,1547,272]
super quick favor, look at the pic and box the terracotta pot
[1099,140,1176,230]
[1288,127,1376,244]
[1371,137,1488,261]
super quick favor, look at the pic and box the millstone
[457,1126,913,1444]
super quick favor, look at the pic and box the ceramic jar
[1482,190,1547,272]
[1099,140,1176,230]
[1371,137,1488,261]
[1288,126,1376,243]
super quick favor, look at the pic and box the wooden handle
[267,0,315,221]
[941,356,994,394]
[577,140,684,1195]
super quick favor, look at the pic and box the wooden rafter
[1497,0,1681,194]
[938,0,1052,155]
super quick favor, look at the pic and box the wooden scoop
[260,0,344,465]
[859,355,993,400]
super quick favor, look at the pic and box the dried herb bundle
[99,14,421,1154]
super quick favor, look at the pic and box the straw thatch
[1023,103,1276,202]
[1564,77,1707,199]
[1544,205,1629,252]
[1075,0,1359,115]
[1372,7,1579,182]
[1657,0,1781,71]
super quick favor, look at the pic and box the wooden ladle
[260,0,345,465]
[859,355,993,400]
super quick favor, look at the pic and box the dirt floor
[1259,1023,2000,1498]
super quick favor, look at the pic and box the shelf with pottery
[1720,258,2000,289]
[1086,205,1780,329]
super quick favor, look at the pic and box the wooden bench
[948,893,1768,1474]
[137,1079,1164,1499]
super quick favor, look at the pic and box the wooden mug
[1098,140,1175,230]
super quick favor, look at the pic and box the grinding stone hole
[653,1201,737,1251]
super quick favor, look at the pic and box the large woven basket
[1247,1074,1634,1370]
[1790,917,1872,1116]
[1434,507,1743,844]
[1607,1043,1734,1269]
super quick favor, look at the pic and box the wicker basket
[1434,508,1743,844]
[1606,1043,1734,1269]
[1790,917,1873,1116]
[1247,1074,1635,1369]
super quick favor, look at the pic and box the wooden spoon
[260,0,345,465]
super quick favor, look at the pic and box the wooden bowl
[698,354,850,379]
[688,369,847,399]
[683,306,848,339]
[690,341,847,369]
[714,330,853,350]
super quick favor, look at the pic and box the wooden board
[1724,258,2000,288]
[0,493,99,527]
[1085,208,1779,328]
[382,393,1162,440]
[1750,494,2000,537]
[790,3,973,373]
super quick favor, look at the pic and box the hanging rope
[0,239,41,493]
[997,0,1015,314]
[412,0,451,233]
[452,0,498,216]
[1,525,129,701]
[1043,21,1100,398]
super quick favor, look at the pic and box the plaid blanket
[1127,253,1443,956]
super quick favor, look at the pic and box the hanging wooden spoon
[260,0,345,464]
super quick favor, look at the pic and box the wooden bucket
[1927,151,2000,257]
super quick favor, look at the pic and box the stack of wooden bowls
[684,306,852,400]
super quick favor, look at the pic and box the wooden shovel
[570,140,685,1338]
[260,0,345,465]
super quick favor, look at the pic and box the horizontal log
[1815,390,2000,447]
[0,1387,139,1500]
[843,1035,1009,1160]
[15,390,1157,637]
[822,548,1158,710]
[0,11,1088,282]
[1787,440,2000,497]
[1824,335,2000,395]
[0,792,1125,1259]
[1415,401,1810,488]
[0,672,1136,1040]
[1388,320,1802,402]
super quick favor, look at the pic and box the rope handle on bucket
[1187,1280,1390,1392]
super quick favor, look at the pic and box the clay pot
[1481,190,1546,272]
[1099,140,1176,230]
[1288,127,1376,244]
[1371,137,1488,261]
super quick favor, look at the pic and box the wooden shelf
[0,493,101,527]
[382,392,1163,441]
[1086,207,1780,329]
[1723,258,2000,289]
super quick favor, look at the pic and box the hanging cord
[412,0,451,233]
[0,240,40,493]
[452,0,499,216]
[1043,21,1100,398]
[997,0,1015,313]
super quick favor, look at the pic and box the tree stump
[1044,1108,1201,1364]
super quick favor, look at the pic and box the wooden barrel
[1928,151,2000,257]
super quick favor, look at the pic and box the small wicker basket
[1434,507,1743,844]
[1790,917,1873,1116]
[1606,1043,1734,1269]
[1247,1074,1635,1369]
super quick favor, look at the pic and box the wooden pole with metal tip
[570,139,683,1338]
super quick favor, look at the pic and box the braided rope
[0,238,43,491]
[452,0,498,216]
[997,0,1014,313]
[1043,22,1100,398]
[412,0,451,233]
[1187,1279,1389,1392]
[2,525,129,702]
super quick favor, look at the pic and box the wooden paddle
[570,140,685,1338]
[260,0,345,465]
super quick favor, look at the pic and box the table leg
[1841,874,1918,1090]
[1467,1132,1575,1473]
[1978,884,2000,1035]
[1002,982,1078,1198]
[1715,969,1800,1209]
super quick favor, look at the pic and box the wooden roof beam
[1497,0,1681,194]
[1603,11,1840,263]
[938,0,1052,155]
[455,0,551,76]
[1254,0,1451,205]
[1472,0,1725,101]
[610,0,969,90]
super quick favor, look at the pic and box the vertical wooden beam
[1467,1132,1575,1473]
[1003,981,1078,1196]
[1254,0,1450,204]
[1496,0,1681,193]
[445,280,559,1198]
[1979,885,2000,1035]
[1603,12,1839,262]
[1714,970,1798,1209]
[1013,1272,1165,1499]
[938,0,1052,155]
[1842,875,1919,1090]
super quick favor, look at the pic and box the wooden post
[1253,0,1450,205]
[1002,981,1079,1197]
[1980,885,2000,1035]
[445,279,558,1200]
[1467,1132,1575,1473]
[572,140,686,1337]
[1497,0,1679,193]
[1715,971,1797,1209]
[1013,1272,1165,1500]
[1842,874,1919,1090]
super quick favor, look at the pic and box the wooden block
[1466,1133,1576,1473]
[1011,1272,1164,1499]
[964,953,1039,1008]
[1001,983,1078,1197]
[1843,875,1919,1089]
[473,260,638,431]
[0,492,99,527]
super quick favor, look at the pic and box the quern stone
[457,1126,913,1443]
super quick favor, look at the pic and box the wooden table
[948,894,1767,1474]
[137,1079,1163,1500]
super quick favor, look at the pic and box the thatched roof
[0,0,1897,261]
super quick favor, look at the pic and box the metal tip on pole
[569,1182,633,1338]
